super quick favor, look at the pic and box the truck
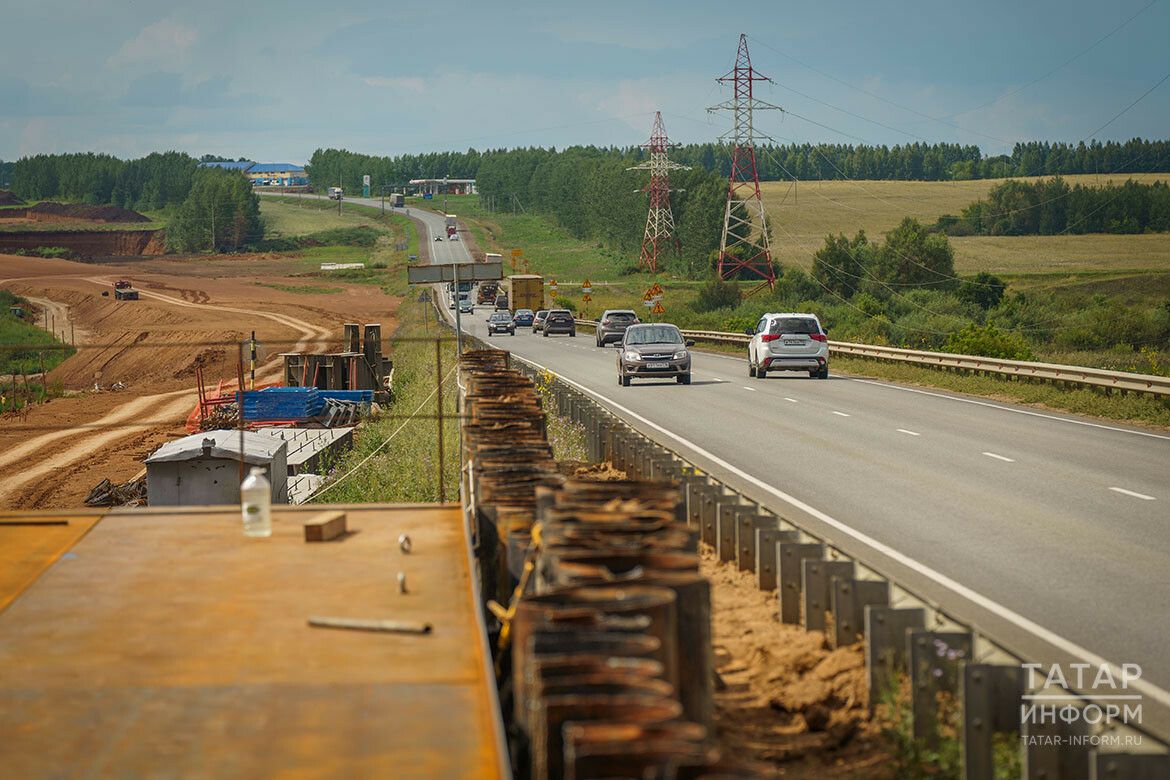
[113,280,139,301]
[327,187,344,201]
[389,193,404,207]
[505,274,543,314]
[445,214,457,238]
[484,252,503,266]
[477,281,500,305]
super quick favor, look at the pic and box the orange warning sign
[651,302,666,315]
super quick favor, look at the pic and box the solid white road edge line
[508,351,1170,710]
[692,350,1170,442]
[982,452,1016,462]
[1109,487,1157,500]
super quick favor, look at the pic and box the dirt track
[0,253,402,509]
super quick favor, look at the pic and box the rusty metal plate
[0,513,103,613]
[0,505,506,779]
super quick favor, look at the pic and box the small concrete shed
[146,430,288,506]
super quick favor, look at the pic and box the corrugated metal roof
[199,161,255,171]
[248,163,305,173]
[145,429,286,464]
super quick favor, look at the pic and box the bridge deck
[0,504,506,779]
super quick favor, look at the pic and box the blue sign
[423,193,433,200]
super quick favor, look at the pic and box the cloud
[109,19,198,68]
[363,76,427,93]
[121,72,252,110]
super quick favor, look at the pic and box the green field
[760,173,1170,274]
[259,198,418,284]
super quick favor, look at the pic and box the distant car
[746,312,829,379]
[458,298,474,314]
[543,309,576,338]
[488,311,516,336]
[596,309,639,347]
[513,308,535,327]
[450,233,459,241]
[495,294,509,310]
[618,323,693,386]
[434,235,443,241]
[532,309,549,333]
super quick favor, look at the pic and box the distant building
[409,178,476,195]
[197,160,308,187]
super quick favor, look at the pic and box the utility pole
[708,33,781,296]
[337,171,343,216]
[628,112,690,273]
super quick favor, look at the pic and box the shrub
[693,278,742,312]
[943,324,1035,360]
[956,272,1006,310]
[553,296,577,312]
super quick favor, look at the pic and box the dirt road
[0,253,402,509]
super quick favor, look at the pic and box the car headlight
[673,350,688,360]
[624,351,640,361]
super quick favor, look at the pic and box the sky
[1,0,1168,163]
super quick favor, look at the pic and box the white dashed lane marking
[897,429,920,436]
[784,397,799,403]
[1109,487,1156,501]
[832,411,851,417]
[742,387,757,392]
[982,452,1015,463]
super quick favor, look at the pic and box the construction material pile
[459,348,753,780]
[84,475,147,507]
[238,387,373,426]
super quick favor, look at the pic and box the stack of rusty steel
[459,347,754,780]
[460,348,561,607]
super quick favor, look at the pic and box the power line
[1080,70,1170,141]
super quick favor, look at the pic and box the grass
[310,300,460,504]
[259,198,418,289]
[1,290,75,411]
[760,173,1170,273]
[253,282,344,295]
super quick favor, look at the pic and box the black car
[487,311,516,335]
[543,309,576,337]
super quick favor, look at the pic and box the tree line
[7,151,258,251]
[307,138,1170,192]
[936,177,1170,236]
[0,160,13,189]
[10,151,201,211]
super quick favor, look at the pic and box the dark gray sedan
[617,323,694,386]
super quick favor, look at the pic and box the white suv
[746,313,829,379]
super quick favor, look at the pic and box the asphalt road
[266,192,1170,730]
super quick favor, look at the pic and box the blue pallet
[319,390,374,403]
[238,387,325,421]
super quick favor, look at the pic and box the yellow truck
[505,274,544,314]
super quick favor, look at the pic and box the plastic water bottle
[240,466,272,538]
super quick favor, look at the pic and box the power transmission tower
[627,112,690,273]
[708,33,781,295]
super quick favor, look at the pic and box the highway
[267,192,1170,725]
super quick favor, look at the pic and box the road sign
[642,291,653,301]
[511,249,522,258]
[582,293,592,303]
[407,261,503,284]
[417,290,431,303]
[549,279,558,295]
[582,278,593,295]
[651,301,665,315]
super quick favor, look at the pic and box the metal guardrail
[574,320,1170,398]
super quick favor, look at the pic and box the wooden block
[304,511,347,542]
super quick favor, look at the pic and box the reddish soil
[0,252,403,510]
[703,548,894,778]
[26,202,149,223]
[0,229,166,256]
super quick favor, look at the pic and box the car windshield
[535,311,548,318]
[606,312,636,322]
[490,313,510,321]
[770,317,820,335]
[517,310,533,316]
[626,326,683,345]
[549,310,571,319]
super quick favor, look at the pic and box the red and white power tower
[628,112,690,273]
[708,34,781,294]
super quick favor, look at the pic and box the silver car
[618,323,693,386]
[596,309,640,347]
[746,313,829,379]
